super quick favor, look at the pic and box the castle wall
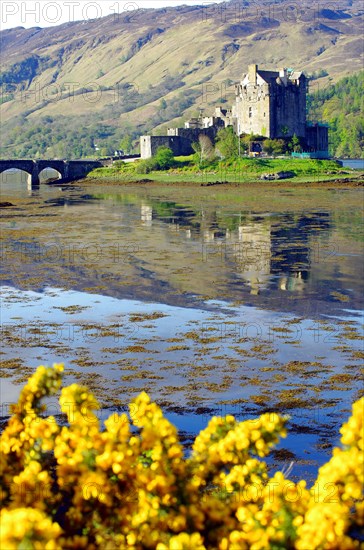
[305,125,329,153]
[167,127,217,141]
[236,87,271,137]
[141,128,217,159]
[271,80,306,138]
[140,135,196,159]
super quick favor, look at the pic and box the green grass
[87,157,355,184]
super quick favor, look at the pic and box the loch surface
[1,175,363,482]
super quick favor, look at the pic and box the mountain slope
[308,71,364,157]
[0,0,363,158]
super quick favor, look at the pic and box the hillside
[0,0,363,158]
[308,71,364,157]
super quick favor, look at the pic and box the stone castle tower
[234,64,307,139]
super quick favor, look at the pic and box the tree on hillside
[100,147,112,158]
[159,98,167,111]
[308,70,364,157]
[154,126,169,136]
[120,135,133,154]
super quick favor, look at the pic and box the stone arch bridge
[0,159,105,188]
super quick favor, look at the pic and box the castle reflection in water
[140,201,331,295]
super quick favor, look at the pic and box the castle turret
[248,64,258,84]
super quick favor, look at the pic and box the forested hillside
[0,0,363,159]
[308,71,364,158]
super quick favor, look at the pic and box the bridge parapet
[0,159,103,188]
[0,160,35,175]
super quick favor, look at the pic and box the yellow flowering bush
[0,364,363,549]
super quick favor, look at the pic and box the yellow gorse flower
[0,364,363,549]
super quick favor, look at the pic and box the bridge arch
[0,166,35,190]
[37,160,65,181]
[0,167,32,183]
[38,166,63,183]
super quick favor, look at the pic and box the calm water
[339,158,364,170]
[1,172,363,483]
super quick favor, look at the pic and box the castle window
[249,107,252,118]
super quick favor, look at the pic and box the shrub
[135,148,175,174]
[135,158,159,174]
[1,365,363,549]
[263,139,287,156]
[154,147,175,170]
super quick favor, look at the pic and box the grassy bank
[87,156,360,184]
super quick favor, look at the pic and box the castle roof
[258,69,304,82]
[289,71,304,80]
[256,70,280,83]
[242,66,305,85]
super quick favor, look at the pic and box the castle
[140,64,329,159]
